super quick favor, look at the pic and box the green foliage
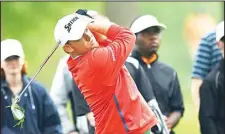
[6,103,25,128]
[1,2,105,87]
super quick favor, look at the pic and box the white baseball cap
[1,39,25,61]
[216,21,224,42]
[54,13,94,46]
[130,15,167,34]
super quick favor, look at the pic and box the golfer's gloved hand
[76,9,88,16]
[76,9,98,19]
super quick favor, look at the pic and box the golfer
[54,10,158,134]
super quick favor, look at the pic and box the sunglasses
[5,55,20,62]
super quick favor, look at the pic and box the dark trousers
[87,119,95,134]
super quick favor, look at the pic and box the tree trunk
[105,2,139,28]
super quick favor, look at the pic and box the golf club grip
[153,108,170,134]
[15,44,59,104]
[149,99,170,134]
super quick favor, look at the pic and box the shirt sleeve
[50,56,75,134]
[169,72,184,116]
[192,35,213,79]
[199,80,218,134]
[89,24,136,85]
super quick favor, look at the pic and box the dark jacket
[125,57,155,102]
[69,81,90,117]
[1,75,62,134]
[129,47,184,132]
[69,81,95,134]
[199,59,225,134]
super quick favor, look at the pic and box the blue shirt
[1,75,62,134]
[192,31,223,79]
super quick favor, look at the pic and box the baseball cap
[54,13,94,46]
[1,39,25,61]
[130,15,167,34]
[216,21,224,42]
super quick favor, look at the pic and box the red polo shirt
[67,24,158,134]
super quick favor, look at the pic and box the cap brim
[145,23,167,31]
[157,23,167,30]
[1,53,24,61]
[131,23,167,34]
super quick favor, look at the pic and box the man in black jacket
[125,57,169,134]
[128,15,185,134]
[199,21,224,134]
[125,57,155,102]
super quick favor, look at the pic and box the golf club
[149,99,170,134]
[13,43,59,105]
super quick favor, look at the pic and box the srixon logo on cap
[64,16,79,33]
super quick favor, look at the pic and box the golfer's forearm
[167,111,182,128]
[191,78,203,112]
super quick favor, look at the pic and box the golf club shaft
[149,99,170,134]
[14,44,59,104]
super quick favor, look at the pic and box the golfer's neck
[71,53,79,59]
[5,73,23,94]
[70,52,83,59]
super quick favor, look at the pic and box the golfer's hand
[76,9,98,18]
[76,9,111,39]
[88,13,111,43]
[87,14,113,36]
[86,112,95,127]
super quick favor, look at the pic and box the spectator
[50,55,95,134]
[199,20,224,134]
[1,39,62,134]
[129,15,185,134]
[191,21,223,112]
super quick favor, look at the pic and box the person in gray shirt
[50,55,95,134]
